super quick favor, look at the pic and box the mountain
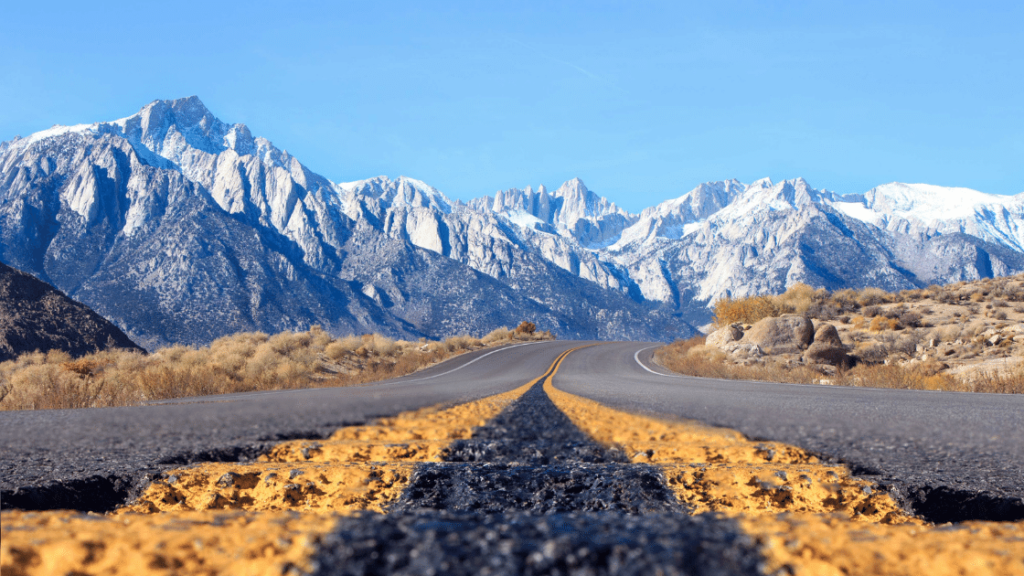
[0,262,143,362]
[3,97,1023,347]
[468,178,636,248]
[0,97,685,348]
[598,177,1024,306]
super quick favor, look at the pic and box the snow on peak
[336,175,454,213]
[862,182,1019,220]
[613,179,746,248]
[16,96,265,163]
[552,177,588,198]
[828,182,1024,250]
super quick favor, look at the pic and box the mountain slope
[0,262,143,361]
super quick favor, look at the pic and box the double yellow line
[535,344,597,388]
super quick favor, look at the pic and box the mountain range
[2,96,1023,348]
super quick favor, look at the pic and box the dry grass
[683,274,1024,394]
[713,295,792,326]
[654,337,821,385]
[656,336,962,391]
[0,324,554,411]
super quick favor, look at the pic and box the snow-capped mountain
[469,178,636,248]
[833,182,1024,251]
[2,96,1023,347]
[596,177,1024,305]
[0,97,683,347]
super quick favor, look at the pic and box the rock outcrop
[0,262,143,361]
[706,324,743,348]
[740,316,814,355]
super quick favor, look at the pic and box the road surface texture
[2,341,1023,575]
[590,342,1024,522]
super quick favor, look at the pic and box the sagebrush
[0,324,554,411]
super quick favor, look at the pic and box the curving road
[2,340,1022,520]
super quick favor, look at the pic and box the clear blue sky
[2,1,1021,211]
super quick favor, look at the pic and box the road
[3,340,1024,575]
[3,340,1023,519]
[0,341,581,510]
[567,342,1024,522]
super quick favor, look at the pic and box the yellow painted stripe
[543,345,1024,576]
[122,372,540,514]
[0,350,573,576]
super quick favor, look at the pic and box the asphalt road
[560,342,1024,522]
[0,341,582,510]
[2,339,1022,521]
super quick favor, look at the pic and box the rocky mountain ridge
[0,262,143,361]
[2,96,1023,347]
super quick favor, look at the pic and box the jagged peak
[553,177,589,197]
[335,175,453,213]
[137,96,217,128]
[13,95,266,161]
[639,179,745,220]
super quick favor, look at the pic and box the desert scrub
[655,336,964,392]
[654,337,820,386]
[713,283,864,327]
[0,324,554,411]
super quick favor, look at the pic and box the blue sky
[2,1,1021,211]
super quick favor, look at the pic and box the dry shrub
[713,296,790,326]
[0,325,555,411]
[854,342,889,364]
[968,368,1024,394]
[325,336,364,360]
[836,364,952,391]
[868,317,898,332]
[831,289,861,310]
[856,287,891,307]
[361,334,399,356]
[775,283,820,315]
[515,321,537,335]
[714,283,884,327]
[934,325,961,343]
[483,327,512,344]
[445,335,475,351]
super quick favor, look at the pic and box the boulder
[806,343,855,369]
[812,323,843,347]
[728,343,763,359]
[805,324,853,368]
[706,324,743,349]
[740,315,813,355]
